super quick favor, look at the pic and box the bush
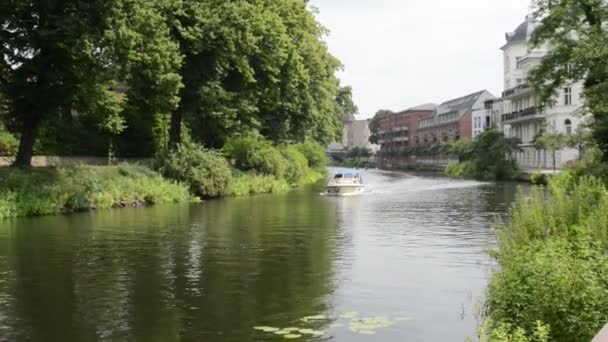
[0,125,18,156]
[485,174,608,341]
[278,145,309,185]
[296,141,328,170]
[486,238,608,341]
[158,141,232,198]
[479,321,550,342]
[529,173,548,186]
[0,164,191,219]
[223,135,286,178]
[228,171,290,197]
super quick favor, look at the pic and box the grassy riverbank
[0,164,192,219]
[0,139,328,220]
[483,160,608,341]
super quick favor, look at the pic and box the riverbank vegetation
[0,164,192,219]
[483,159,608,341]
[444,130,521,180]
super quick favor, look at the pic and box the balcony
[501,107,541,123]
[502,83,531,98]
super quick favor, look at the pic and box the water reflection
[0,170,521,342]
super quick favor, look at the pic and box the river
[0,170,521,342]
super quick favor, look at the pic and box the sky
[309,0,531,118]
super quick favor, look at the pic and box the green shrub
[158,141,232,198]
[228,171,290,197]
[486,174,608,341]
[0,125,18,156]
[296,141,328,170]
[445,162,465,177]
[223,135,286,178]
[529,173,548,186]
[278,145,309,185]
[479,321,550,342]
[486,238,608,341]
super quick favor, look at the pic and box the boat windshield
[334,173,357,179]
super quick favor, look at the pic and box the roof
[504,16,535,46]
[437,90,488,115]
[336,169,360,175]
[407,103,437,111]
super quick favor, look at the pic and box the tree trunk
[169,109,182,148]
[13,116,42,167]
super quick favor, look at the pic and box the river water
[0,170,520,342]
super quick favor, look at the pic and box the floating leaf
[284,334,302,339]
[329,323,344,328]
[254,326,280,332]
[299,328,323,336]
[301,314,327,322]
[275,330,291,335]
[284,328,300,332]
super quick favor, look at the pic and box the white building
[497,16,584,169]
[327,116,379,153]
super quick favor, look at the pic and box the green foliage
[529,173,548,186]
[346,147,372,158]
[0,125,18,156]
[279,145,310,186]
[296,141,329,170]
[158,140,232,198]
[444,130,521,180]
[0,164,191,219]
[228,172,291,197]
[223,135,286,178]
[486,173,608,341]
[479,321,550,342]
[529,0,608,160]
[368,109,394,144]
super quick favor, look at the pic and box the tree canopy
[368,109,394,144]
[0,0,353,165]
[529,0,608,160]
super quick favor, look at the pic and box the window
[564,87,572,105]
[565,119,572,135]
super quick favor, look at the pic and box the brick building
[376,104,436,153]
[415,90,495,146]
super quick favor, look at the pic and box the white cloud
[310,0,531,118]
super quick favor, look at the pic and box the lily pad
[275,330,291,335]
[329,323,344,328]
[253,326,280,332]
[299,328,323,335]
[301,314,327,321]
[284,327,300,332]
[284,334,302,339]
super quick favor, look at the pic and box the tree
[532,131,570,172]
[369,109,393,145]
[0,0,181,166]
[528,0,608,161]
[167,0,348,148]
[567,119,594,160]
[335,86,358,118]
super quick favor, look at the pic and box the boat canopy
[333,169,360,178]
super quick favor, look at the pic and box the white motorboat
[325,169,365,196]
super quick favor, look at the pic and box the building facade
[497,16,584,169]
[327,116,379,153]
[415,90,495,146]
[376,104,436,153]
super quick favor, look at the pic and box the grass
[0,163,192,219]
[228,169,325,197]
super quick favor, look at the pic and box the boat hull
[325,185,365,197]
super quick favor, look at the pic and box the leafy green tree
[0,0,181,166]
[369,109,393,144]
[167,0,347,148]
[532,131,569,171]
[335,86,358,118]
[529,0,608,160]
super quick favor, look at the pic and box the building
[415,90,495,146]
[376,104,436,153]
[327,116,379,153]
[497,16,584,168]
